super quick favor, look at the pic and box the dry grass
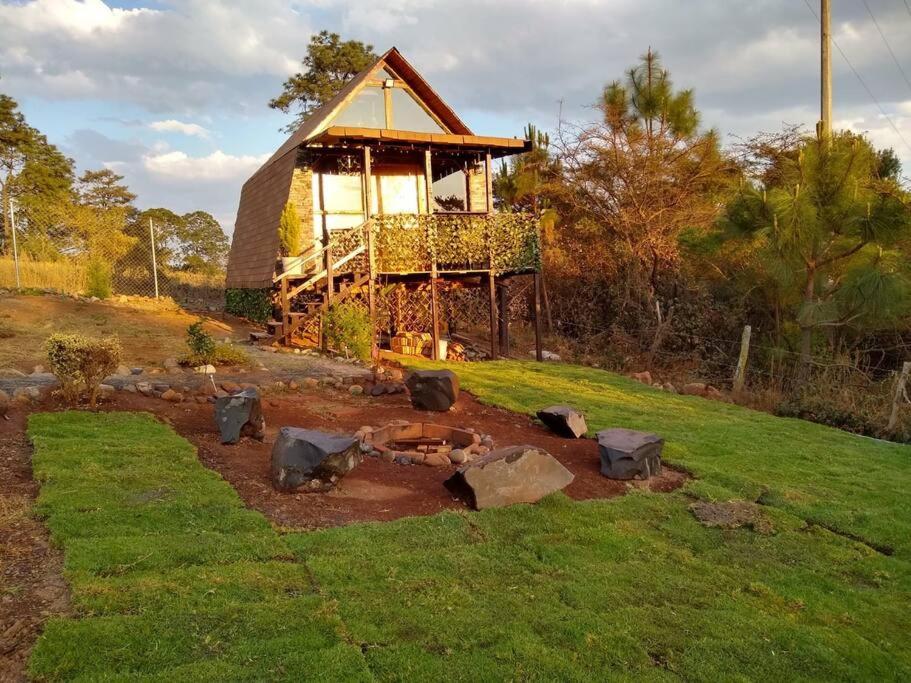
[0,257,86,295]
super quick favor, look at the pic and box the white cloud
[142,149,268,183]
[149,119,212,138]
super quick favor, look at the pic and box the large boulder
[536,405,587,438]
[405,370,459,411]
[444,445,574,510]
[214,387,265,444]
[596,428,663,480]
[271,427,360,492]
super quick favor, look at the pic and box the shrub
[186,321,216,360]
[278,202,303,256]
[225,288,273,324]
[85,258,112,299]
[324,303,372,361]
[45,333,121,407]
[183,320,249,367]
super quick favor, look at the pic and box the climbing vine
[225,288,273,323]
[371,213,539,275]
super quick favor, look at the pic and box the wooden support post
[888,361,911,432]
[430,277,440,361]
[280,277,290,343]
[424,149,434,215]
[485,152,494,213]
[325,244,334,306]
[364,146,377,356]
[488,271,497,360]
[732,324,752,395]
[497,281,509,356]
[533,272,543,362]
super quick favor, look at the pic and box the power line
[801,0,911,156]
[904,0,911,22]
[862,0,911,96]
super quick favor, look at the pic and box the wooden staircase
[269,227,372,345]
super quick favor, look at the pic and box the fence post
[9,197,21,289]
[732,324,752,395]
[148,218,160,299]
[887,361,911,432]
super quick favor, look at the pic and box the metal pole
[148,217,159,298]
[10,197,21,289]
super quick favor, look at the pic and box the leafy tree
[269,31,377,133]
[720,131,911,377]
[0,92,74,253]
[178,211,229,273]
[68,169,136,261]
[131,207,185,269]
[76,169,136,210]
[554,50,730,356]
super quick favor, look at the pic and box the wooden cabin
[226,47,542,359]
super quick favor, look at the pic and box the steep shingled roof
[250,47,474,180]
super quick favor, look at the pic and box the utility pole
[819,0,833,143]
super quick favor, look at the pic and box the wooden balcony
[330,212,540,277]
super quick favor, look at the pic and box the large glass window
[390,87,445,133]
[433,169,467,211]
[331,87,386,128]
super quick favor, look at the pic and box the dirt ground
[107,387,687,530]
[0,293,258,372]
[0,412,68,683]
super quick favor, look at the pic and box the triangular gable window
[331,87,386,128]
[328,64,446,133]
[389,87,444,133]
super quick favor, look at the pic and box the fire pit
[358,421,491,467]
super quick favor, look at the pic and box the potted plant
[278,201,304,274]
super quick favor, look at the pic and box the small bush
[45,333,121,406]
[186,321,216,360]
[324,303,372,361]
[183,320,248,367]
[85,258,112,299]
[278,202,303,256]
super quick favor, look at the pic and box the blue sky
[2,0,910,234]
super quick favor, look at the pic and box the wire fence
[0,228,225,309]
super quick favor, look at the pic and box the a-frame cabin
[226,47,542,360]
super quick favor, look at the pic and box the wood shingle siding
[225,149,297,288]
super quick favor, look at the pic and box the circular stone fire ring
[358,421,488,467]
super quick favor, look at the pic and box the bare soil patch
[105,387,687,530]
[0,412,67,683]
[690,500,774,534]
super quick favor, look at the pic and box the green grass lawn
[26,361,911,680]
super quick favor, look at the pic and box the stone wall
[467,163,489,212]
[289,149,315,253]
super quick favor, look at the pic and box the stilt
[497,280,509,356]
[280,277,290,343]
[430,276,440,361]
[533,272,543,361]
[488,271,498,360]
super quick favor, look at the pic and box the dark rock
[596,428,663,480]
[214,387,265,444]
[444,445,574,510]
[536,405,587,438]
[271,427,360,492]
[131,367,143,375]
[370,383,387,397]
[405,370,459,411]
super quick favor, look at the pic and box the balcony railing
[328,212,539,276]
